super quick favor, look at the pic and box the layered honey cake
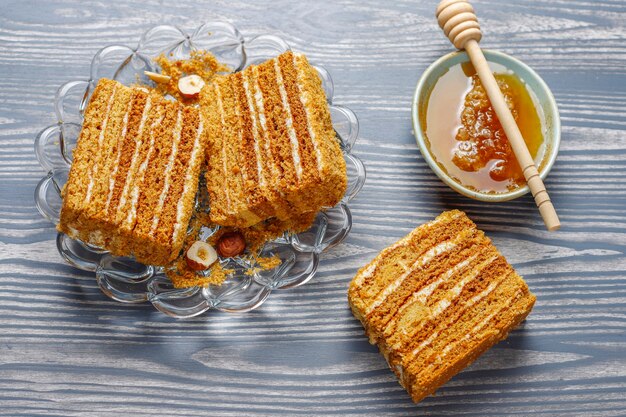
[200,51,347,228]
[58,78,206,266]
[348,210,536,403]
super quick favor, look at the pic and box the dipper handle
[436,0,561,231]
[436,0,482,49]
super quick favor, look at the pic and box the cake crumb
[152,50,230,103]
[163,198,313,288]
[166,255,234,288]
[256,255,282,270]
[246,254,282,275]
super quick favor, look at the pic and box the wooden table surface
[2,0,625,415]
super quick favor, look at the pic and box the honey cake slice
[58,78,206,266]
[200,51,347,228]
[348,210,536,403]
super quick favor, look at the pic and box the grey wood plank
[0,0,625,415]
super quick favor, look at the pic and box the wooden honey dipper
[436,0,561,231]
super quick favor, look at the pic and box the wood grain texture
[1,0,625,415]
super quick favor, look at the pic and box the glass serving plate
[33,22,365,318]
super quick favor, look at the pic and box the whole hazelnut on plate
[178,74,205,99]
[186,241,218,271]
[216,232,246,258]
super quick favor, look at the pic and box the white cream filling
[67,226,79,238]
[411,331,439,358]
[242,73,266,187]
[274,59,303,180]
[409,255,499,358]
[469,290,522,336]
[125,112,163,227]
[88,230,105,247]
[104,94,133,212]
[214,84,232,213]
[435,290,523,364]
[354,262,378,287]
[467,281,499,307]
[172,120,204,245]
[293,53,323,172]
[352,213,458,288]
[85,83,118,203]
[387,253,479,336]
[233,87,258,212]
[117,95,152,220]
[397,259,409,272]
[452,256,497,297]
[414,256,474,304]
[251,67,291,209]
[365,239,459,315]
[430,255,498,318]
[252,66,279,178]
[352,235,413,288]
[149,108,183,234]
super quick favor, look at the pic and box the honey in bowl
[423,61,546,193]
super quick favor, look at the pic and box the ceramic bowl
[412,50,560,202]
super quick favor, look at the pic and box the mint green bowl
[411,50,560,202]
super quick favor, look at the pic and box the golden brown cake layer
[348,210,536,403]
[58,78,207,266]
[200,51,347,228]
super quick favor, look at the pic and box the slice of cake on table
[348,210,536,403]
[58,78,206,266]
[200,51,347,228]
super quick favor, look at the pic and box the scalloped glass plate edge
[33,22,364,318]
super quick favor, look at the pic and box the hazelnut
[216,232,246,258]
[178,74,205,99]
[185,241,218,271]
[144,70,171,84]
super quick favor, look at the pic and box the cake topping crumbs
[245,255,282,276]
[178,74,205,99]
[185,240,218,271]
[256,255,282,270]
[216,232,247,258]
[166,255,233,288]
[152,50,230,103]
[144,70,171,84]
